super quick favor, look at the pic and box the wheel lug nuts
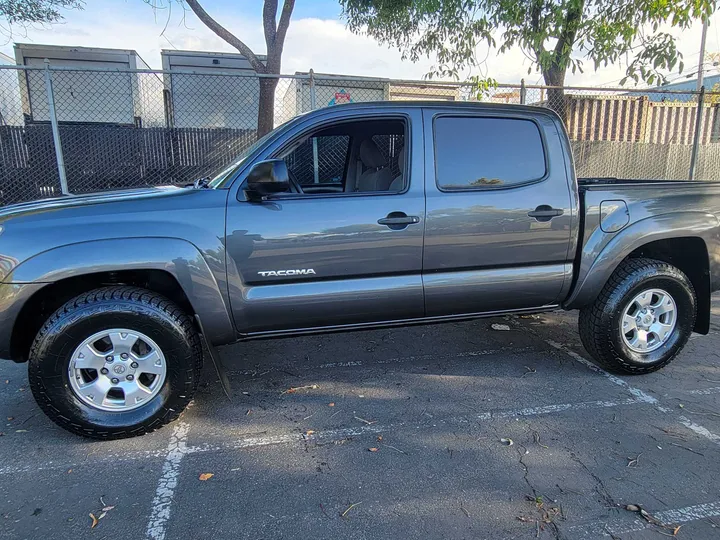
[100,367,109,375]
[121,353,129,360]
[106,356,114,363]
[130,362,139,369]
[126,374,134,381]
[111,377,119,384]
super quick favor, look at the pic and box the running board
[195,314,232,400]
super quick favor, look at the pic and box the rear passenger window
[434,117,546,190]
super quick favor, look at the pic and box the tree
[341,0,715,115]
[179,0,295,137]
[0,0,83,36]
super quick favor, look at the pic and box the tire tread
[578,257,696,375]
[28,286,202,440]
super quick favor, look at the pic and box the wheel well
[626,237,710,334]
[11,270,195,362]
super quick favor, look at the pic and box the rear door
[422,107,575,316]
[225,108,426,334]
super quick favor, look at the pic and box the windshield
[207,122,289,189]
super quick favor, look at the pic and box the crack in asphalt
[515,440,565,540]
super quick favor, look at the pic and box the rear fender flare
[565,211,719,309]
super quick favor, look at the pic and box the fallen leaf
[377,435,383,441]
[199,473,214,481]
[89,513,99,528]
[500,438,514,446]
[368,447,379,452]
[281,384,319,395]
[306,430,315,436]
[6,417,13,421]
[328,402,335,407]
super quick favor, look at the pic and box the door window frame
[235,112,412,202]
[431,112,550,193]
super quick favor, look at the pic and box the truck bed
[579,177,720,187]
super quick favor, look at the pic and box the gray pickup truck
[1,101,717,439]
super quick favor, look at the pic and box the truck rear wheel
[28,286,202,439]
[578,258,696,374]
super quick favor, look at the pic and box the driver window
[278,119,406,195]
[285,135,350,188]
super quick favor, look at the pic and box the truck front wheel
[578,258,696,374]
[28,286,202,439]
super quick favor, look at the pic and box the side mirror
[245,159,291,199]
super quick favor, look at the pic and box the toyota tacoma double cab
[1,101,717,439]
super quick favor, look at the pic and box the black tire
[28,286,202,439]
[578,258,696,374]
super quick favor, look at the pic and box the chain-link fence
[0,65,718,205]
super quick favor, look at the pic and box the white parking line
[543,339,720,447]
[544,340,658,404]
[0,396,649,476]
[317,346,536,369]
[476,398,640,421]
[228,346,540,374]
[677,416,720,445]
[568,499,720,538]
[687,386,720,395]
[145,422,190,540]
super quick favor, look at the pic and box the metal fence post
[309,68,317,110]
[689,85,705,181]
[44,60,69,195]
[520,78,526,105]
[309,69,319,183]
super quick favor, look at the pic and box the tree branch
[275,0,295,54]
[183,0,266,72]
[262,0,278,49]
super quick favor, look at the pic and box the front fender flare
[6,237,235,346]
[565,211,719,309]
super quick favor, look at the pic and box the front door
[422,108,575,316]
[225,110,425,334]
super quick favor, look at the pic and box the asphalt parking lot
[2,298,720,540]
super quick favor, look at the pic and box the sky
[1,0,719,87]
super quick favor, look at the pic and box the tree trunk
[543,67,568,123]
[257,77,278,139]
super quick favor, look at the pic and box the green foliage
[341,0,715,87]
[0,0,83,34]
[468,75,498,99]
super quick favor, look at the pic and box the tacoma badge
[258,269,316,277]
